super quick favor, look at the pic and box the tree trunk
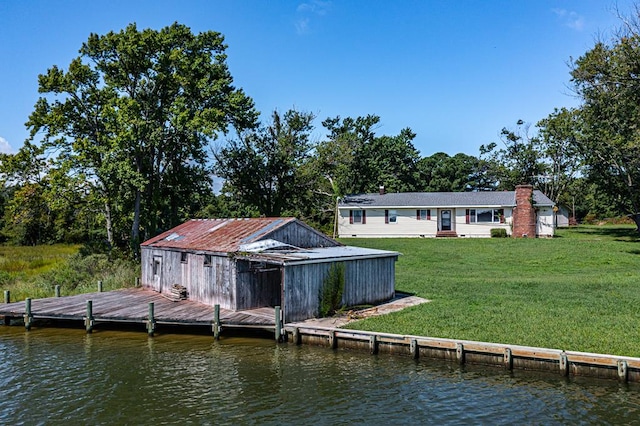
[104,201,114,248]
[632,213,640,233]
[131,190,141,260]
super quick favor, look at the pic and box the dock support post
[85,300,94,333]
[147,302,155,337]
[559,352,569,377]
[328,330,337,349]
[369,334,378,355]
[410,339,419,359]
[98,281,103,292]
[292,327,301,345]
[55,285,60,297]
[4,290,9,304]
[275,306,282,342]
[456,343,465,365]
[135,277,140,287]
[618,360,629,383]
[504,348,513,370]
[24,298,33,331]
[213,304,221,340]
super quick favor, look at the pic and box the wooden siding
[141,248,237,310]
[343,257,395,306]
[283,257,396,323]
[235,260,282,310]
[267,221,340,248]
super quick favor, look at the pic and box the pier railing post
[55,285,60,297]
[135,277,140,287]
[4,290,9,304]
[275,306,282,342]
[98,281,103,292]
[213,304,221,340]
[147,302,155,337]
[24,298,32,331]
[85,300,94,333]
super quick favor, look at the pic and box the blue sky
[0,1,634,157]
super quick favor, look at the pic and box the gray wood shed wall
[283,256,397,323]
[268,222,340,248]
[141,248,237,310]
[235,260,281,310]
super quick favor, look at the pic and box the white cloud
[297,0,330,16]
[295,17,311,35]
[0,137,13,154]
[552,8,585,31]
[295,1,331,34]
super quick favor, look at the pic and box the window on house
[204,254,212,267]
[180,252,188,264]
[385,209,397,224]
[467,208,504,223]
[417,209,430,220]
[349,210,366,224]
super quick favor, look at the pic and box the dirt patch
[291,293,430,328]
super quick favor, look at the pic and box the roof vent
[379,185,385,195]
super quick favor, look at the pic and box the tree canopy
[16,23,257,254]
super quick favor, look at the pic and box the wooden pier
[0,288,276,334]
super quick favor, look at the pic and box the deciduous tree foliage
[25,23,257,254]
[570,23,640,229]
[214,109,315,217]
[416,152,494,192]
[480,120,546,190]
[536,108,583,205]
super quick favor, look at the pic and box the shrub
[490,228,508,238]
[318,263,345,317]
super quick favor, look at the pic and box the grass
[0,245,139,301]
[340,225,640,357]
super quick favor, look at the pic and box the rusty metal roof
[141,218,299,253]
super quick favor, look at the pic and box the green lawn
[340,225,640,357]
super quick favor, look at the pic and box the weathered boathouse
[140,218,399,322]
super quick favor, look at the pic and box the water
[1,326,639,425]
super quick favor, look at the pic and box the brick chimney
[512,185,537,238]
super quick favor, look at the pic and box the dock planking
[0,288,276,329]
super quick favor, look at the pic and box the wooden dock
[0,288,276,332]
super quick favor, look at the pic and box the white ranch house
[338,185,555,238]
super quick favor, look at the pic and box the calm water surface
[1,326,639,425]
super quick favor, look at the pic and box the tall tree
[26,23,257,254]
[214,109,315,217]
[480,120,547,190]
[317,115,420,195]
[535,108,583,205]
[570,20,640,228]
[417,152,493,192]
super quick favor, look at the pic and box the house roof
[339,190,554,208]
[141,217,302,253]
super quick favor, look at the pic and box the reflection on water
[1,326,639,425]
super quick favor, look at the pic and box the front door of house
[441,210,452,231]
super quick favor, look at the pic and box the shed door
[441,210,452,231]
[153,256,163,292]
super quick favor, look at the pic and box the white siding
[338,207,514,238]
[338,208,438,237]
[454,208,513,238]
[537,207,555,237]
